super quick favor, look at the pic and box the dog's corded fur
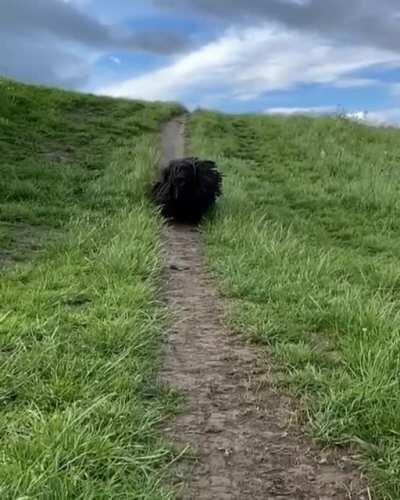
[152,157,222,224]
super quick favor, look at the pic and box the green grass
[189,110,400,499]
[0,79,183,498]
[0,78,182,264]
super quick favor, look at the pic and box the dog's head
[153,157,222,222]
[168,158,199,200]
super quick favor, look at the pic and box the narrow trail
[160,117,367,499]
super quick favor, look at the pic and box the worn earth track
[160,117,368,499]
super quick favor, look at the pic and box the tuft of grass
[189,110,400,499]
[0,79,183,498]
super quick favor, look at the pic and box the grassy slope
[0,79,182,498]
[189,111,400,499]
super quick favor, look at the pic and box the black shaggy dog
[152,157,222,224]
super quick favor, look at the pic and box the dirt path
[160,117,367,499]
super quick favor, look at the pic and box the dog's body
[152,157,222,224]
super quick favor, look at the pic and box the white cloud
[97,24,400,104]
[108,55,121,64]
[264,106,337,115]
[61,0,92,6]
[61,0,91,4]
[264,106,400,126]
[346,109,400,126]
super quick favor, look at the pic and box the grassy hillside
[189,111,400,499]
[0,78,181,266]
[0,79,182,498]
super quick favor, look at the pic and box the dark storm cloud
[155,0,400,52]
[0,0,190,88]
[0,0,189,53]
[0,34,90,89]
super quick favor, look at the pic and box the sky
[2,0,400,124]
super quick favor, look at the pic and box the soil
[160,117,369,499]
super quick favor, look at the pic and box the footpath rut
[159,117,367,499]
